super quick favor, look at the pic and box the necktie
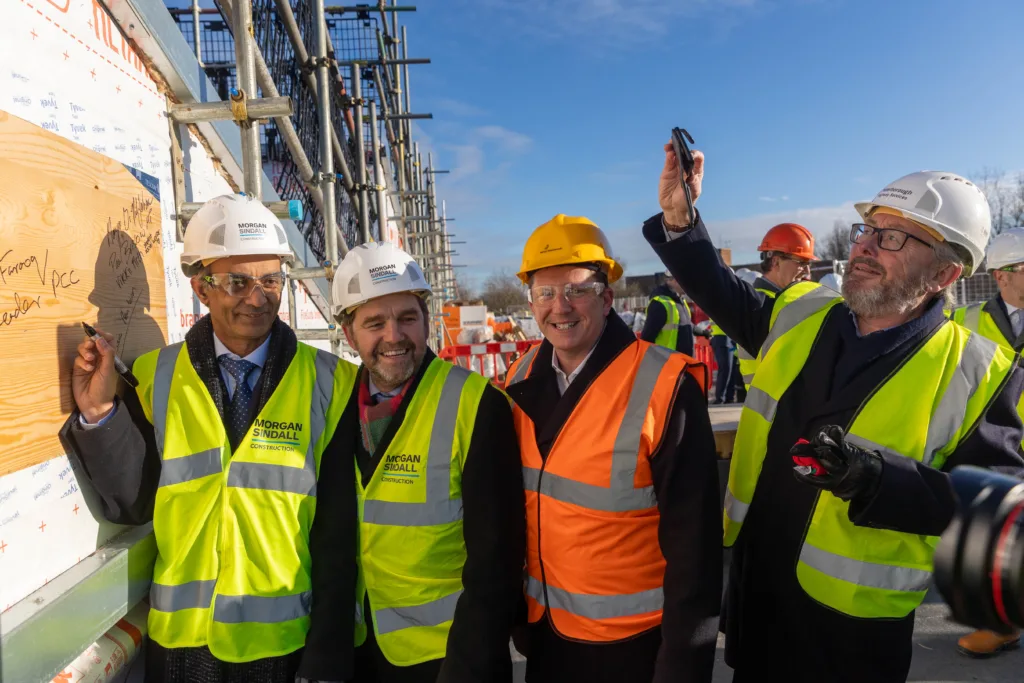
[1012,309,1024,339]
[219,356,257,444]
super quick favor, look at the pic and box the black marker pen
[81,322,139,388]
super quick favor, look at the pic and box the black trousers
[353,616,444,683]
[524,619,661,683]
[144,639,302,683]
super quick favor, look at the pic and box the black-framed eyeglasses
[528,281,606,306]
[201,271,287,298]
[850,223,933,253]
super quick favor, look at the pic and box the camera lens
[934,466,1024,632]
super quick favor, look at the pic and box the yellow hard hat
[517,214,623,284]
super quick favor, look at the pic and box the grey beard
[842,268,932,319]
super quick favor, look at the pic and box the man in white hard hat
[643,148,1024,683]
[64,194,361,682]
[331,242,525,683]
[949,226,1024,658]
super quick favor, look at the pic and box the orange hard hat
[757,223,818,261]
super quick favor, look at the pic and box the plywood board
[0,110,167,476]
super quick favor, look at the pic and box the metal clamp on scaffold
[229,88,249,122]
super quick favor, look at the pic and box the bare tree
[454,273,478,302]
[819,219,850,261]
[973,168,1024,238]
[480,269,528,314]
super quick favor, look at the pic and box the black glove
[790,425,883,502]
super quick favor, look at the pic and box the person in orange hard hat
[504,214,722,683]
[757,223,817,291]
[731,223,819,391]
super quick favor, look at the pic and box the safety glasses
[202,271,287,298]
[528,282,606,306]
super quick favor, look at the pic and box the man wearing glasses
[949,226,1024,658]
[64,194,360,683]
[734,224,816,389]
[503,214,722,683]
[643,147,1024,683]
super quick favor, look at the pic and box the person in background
[332,242,525,683]
[65,195,359,683]
[734,225,817,390]
[504,214,721,683]
[644,143,1024,683]
[948,226,1024,658]
[641,271,695,355]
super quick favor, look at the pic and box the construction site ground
[510,405,1023,682]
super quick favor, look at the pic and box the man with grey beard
[330,242,525,683]
[640,146,1024,683]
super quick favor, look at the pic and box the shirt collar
[368,377,405,399]
[214,332,271,368]
[550,322,605,388]
[1003,298,1021,317]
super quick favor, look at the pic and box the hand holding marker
[81,322,139,388]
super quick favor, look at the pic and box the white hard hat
[181,194,293,276]
[819,272,843,292]
[735,268,759,285]
[986,228,1024,271]
[331,241,431,318]
[854,171,991,276]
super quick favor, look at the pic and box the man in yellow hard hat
[504,214,722,683]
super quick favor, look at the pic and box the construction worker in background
[734,224,817,390]
[948,226,1024,658]
[331,242,525,683]
[708,313,733,403]
[645,146,1024,683]
[65,195,360,683]
[504,214,722,683]
[640,270,695,355]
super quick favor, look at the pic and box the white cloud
[430,98,489,118]
[758,196,777,202]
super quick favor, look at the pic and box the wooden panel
[0,110,167,476]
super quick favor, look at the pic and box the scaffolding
[169,0,457,348]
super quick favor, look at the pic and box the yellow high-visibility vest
[354,358,490,666]
[725,282,1015,618]
[134,342,356,662]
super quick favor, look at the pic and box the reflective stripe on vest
[355,360,489,666]
[517,342,706,642]
[726,283,1016,618]
[506,344,539,387]
[525,575,664,620]
[141,342,353,660]
[361,366,468,527]
[522,345,673,512]
[736,287,777,388]
[651,295,691,351]
[952,300,1024,440]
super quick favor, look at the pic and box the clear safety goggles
[528,281,606,306]
[201,271,287,298]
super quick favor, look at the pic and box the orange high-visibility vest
[506,341,707,642]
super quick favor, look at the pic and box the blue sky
[395,0,1024,283]
[164,0,1024,282]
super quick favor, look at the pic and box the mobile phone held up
[670,127,697,228]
